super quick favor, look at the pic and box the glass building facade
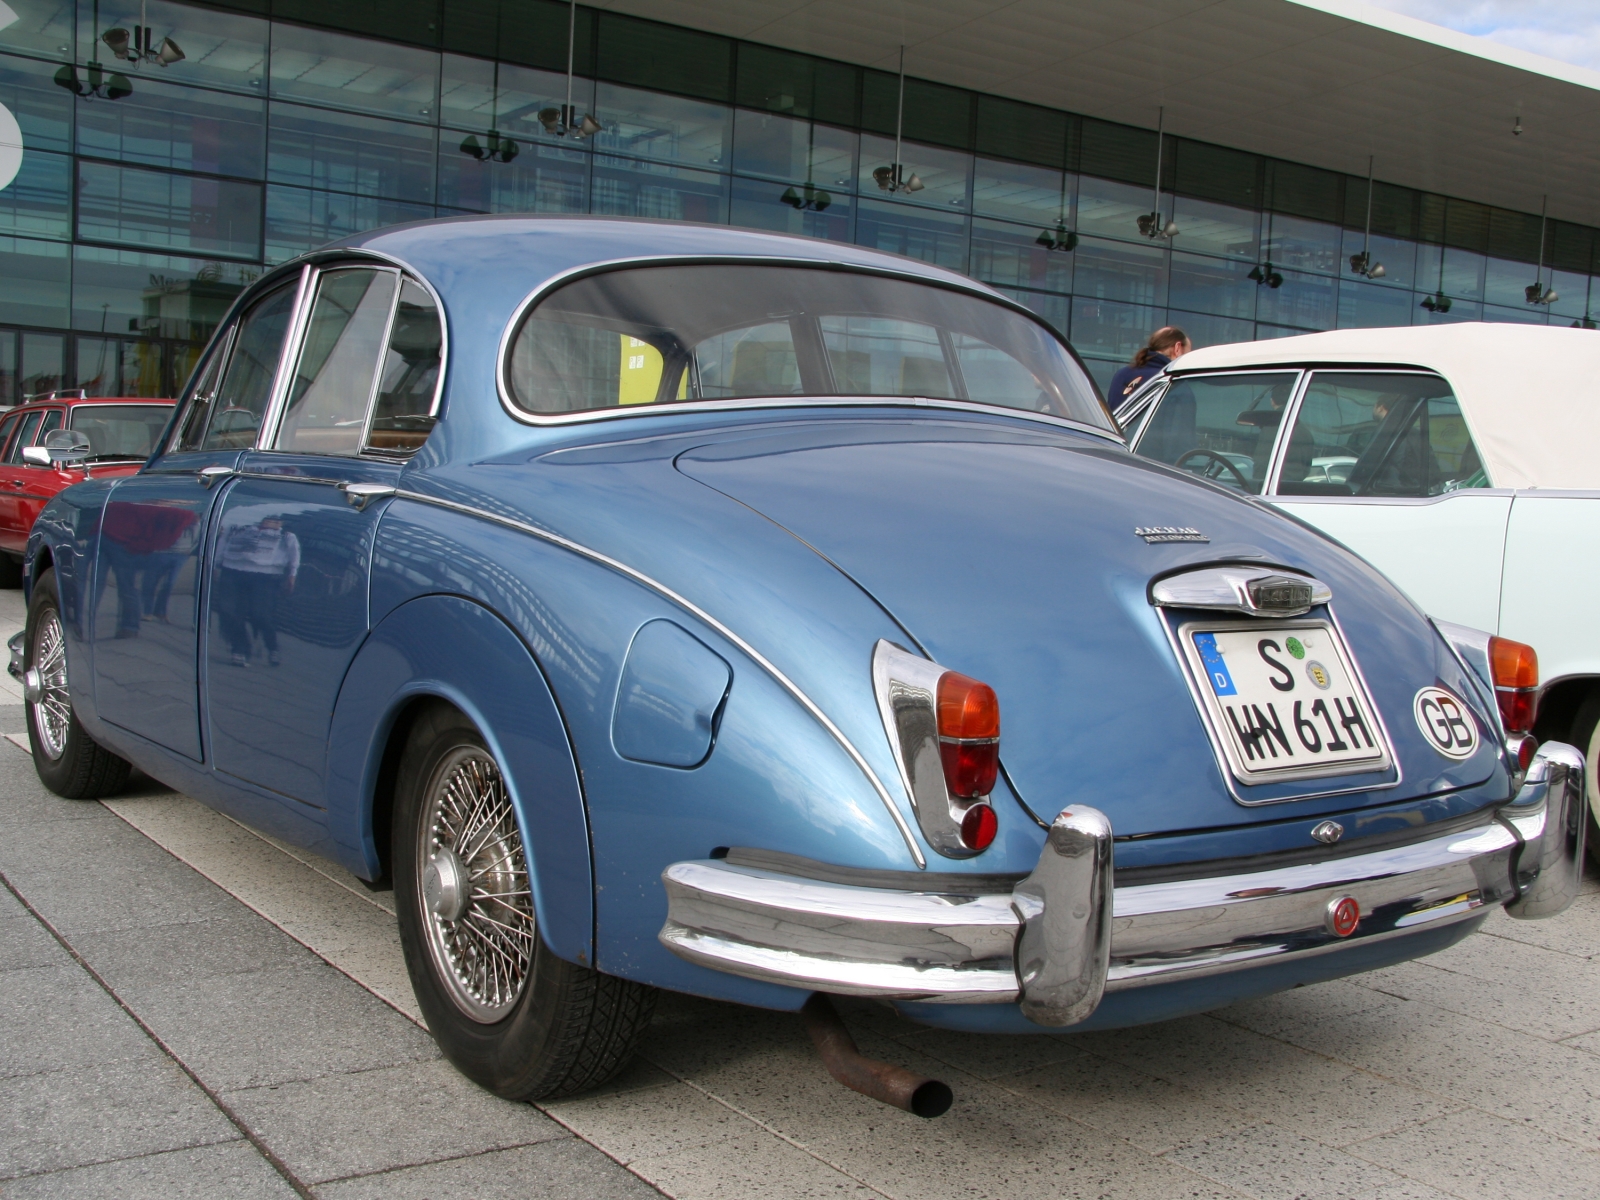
[2,0,1598,403]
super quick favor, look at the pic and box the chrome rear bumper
[660,743,1586,1027]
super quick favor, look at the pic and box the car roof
[11,394,174,408]
[1169,323,1600,490]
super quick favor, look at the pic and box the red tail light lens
[1488,636,1539,733]
[937,672,1000,799]
[959,803,998,851]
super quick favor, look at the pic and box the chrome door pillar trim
[392,488,927,867]
[255,264,315,453]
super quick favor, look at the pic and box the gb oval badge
[1413,687,1479,760]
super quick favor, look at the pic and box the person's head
[1132,326,1191,368]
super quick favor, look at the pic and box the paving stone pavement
[1,586,1598,1198]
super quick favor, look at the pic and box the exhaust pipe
[801,994,952,1118]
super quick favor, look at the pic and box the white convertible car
[1117,324,1600,857]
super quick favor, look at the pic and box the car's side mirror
[38,428,91,465]
[21,446,48,466]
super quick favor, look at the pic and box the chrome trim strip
[492,253,1120,442]
[1150,565,1332,617]
[392,488,926,866]
[255,264,315,454]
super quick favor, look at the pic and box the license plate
[1178,620,1393,786]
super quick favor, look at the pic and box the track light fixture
[1136,108,1178,240]
[1349,157,1385,278]
[102,0,184,68]
[1525,195,1558,305]
[461,59,518,163]
[1513,115,1523,137]
[1420,292,1452,313]
[537,0,600,139]
[1036,221,1077,252]
[875,46,924,194]
[781,183,832,212]
[54,0,135,99]
[1248,261,1283,288]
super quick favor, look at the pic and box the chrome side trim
[392,489,926,866]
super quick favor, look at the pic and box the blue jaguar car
[11,217,1586,1114]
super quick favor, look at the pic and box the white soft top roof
[1171,324,1600,490]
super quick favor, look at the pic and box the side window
[33,408,62,453]
[1277,373,1484,497]
[0,412,22,461]
[3,411,43,464]
[366,279,443,455]
[193,281,300,452]
[1133,372,1300,495]
[276,268,399,456]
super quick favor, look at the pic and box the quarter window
[1277,372,1485,497]
[1134,372,1300,495]
[366,279,443,455]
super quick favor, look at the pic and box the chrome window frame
[494,254,1121,442]
[1128,367,1308,497]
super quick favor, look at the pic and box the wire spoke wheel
[417,747,535,1022]
[31,609,71,762]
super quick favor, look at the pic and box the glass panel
[269,23,438,121]
[1264,214,1340,275]
[76,161,262,259]
[1417,243,1486,302]
[367,278,441,454]
[1068,297,1164,366]
[1071,236,1166,306]
[0,411,20,453]
[969,217,1074,295]
[994,287,1069,338]
[506,264,1105,425]
[1167,310,1253,351]
[73,245,260,341]
[1074,176,1151,243]
[75,76,266,178]
[590,156,726,223]
[1337,279,1415,329]
[83,1,267,94]
[0,235,68,327]
[67,402,172,459]
[268,102,436,203]
[438,135,588,214]
[1135,372,1300,494]
[277,268,397,455]
[1171,196,1258,260]
[439,55,587,148]
[1546,270,1591,321]
[1254,267,1336,331]
[19,330,62,397]
[197,280,297,451]
[854,197,966,271]
[1413,296,1481,324]
[729,174,851,243]
[263,185,433,264]
[731,110,855,186]
[1481,302,1548,326]
[594,84,729,170]
[0,145,69,239]
[0,51,71,152]
[857,135,970,211]
[0,331,14,406]
[0,1,73,59]
[971,157,1069,227]
[1338,228,1415,290]
[1483,255,1543,309]
[1169,252,1256,320]
[1278,372,1482,497]
[4,408,41,460]
[75,337,165,396]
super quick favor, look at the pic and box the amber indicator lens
[1488,636,1539,733]
[937,672,1000,799]
[959,803,998,851]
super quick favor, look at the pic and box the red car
[0,392,175,584]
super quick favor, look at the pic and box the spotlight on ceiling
[1136,212,1178,239]
[780,183,832,212]
[1420,292,1452,313]
[1349,251,1385,279]
[538,106,601,138]
[1526,195,1556,305]
[460,130,518,164]
[1525,282,1558,305]
[1513,115,1523,136]
[1035,222,1077,252]
[873,164,923,194]
[54,61,132,100]
[1248,262,1283,289]
[101,3,185,69]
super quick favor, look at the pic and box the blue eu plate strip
[1193,632,1236,696]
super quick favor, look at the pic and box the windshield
[504,263,1109,428]
[68,404,173,462]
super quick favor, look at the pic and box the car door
[1267,369,1508,631]
[92,274,306,760]
[203,264,442,805]
[5,405,64,553]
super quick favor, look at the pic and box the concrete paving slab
[0,1140,301,1200]
[0,962,164,1080]
[0,911,71,971]
[0,1056,239,1180]
[314,1138,664,1200]
[1359,950,1600,1043]
[1478,896,1600,959]
[69,914,319,990]
[544,1078,750,1165]
[223,1057,570,1184]
[1346,1106,1600,1199]
[1162,1122,1405,1200]
[629,1126,885,1199]
[110,960,440,1091]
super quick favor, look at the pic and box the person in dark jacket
[1107,326,1191,404]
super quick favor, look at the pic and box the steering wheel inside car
[1174,448,1251,490]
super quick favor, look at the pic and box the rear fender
[325,593,594,967]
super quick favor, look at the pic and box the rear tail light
[937,672,999,851]
[1488,636,1538,733]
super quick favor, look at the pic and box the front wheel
[1569,695,1600,868]
[393,704,654,1100]
[26,568,131,798]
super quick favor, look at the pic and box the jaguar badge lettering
[1135,526,1209,544]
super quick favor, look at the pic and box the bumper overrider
[660,743,1587,1026]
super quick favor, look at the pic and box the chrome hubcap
[418,747,534,1022]
[30,611,69,762]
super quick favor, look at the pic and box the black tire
[1569,694,1600,868]
[393,704,655,1100]
[26,568,131,799]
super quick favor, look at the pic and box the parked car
[1115,324,1600,862]
[0,392,175,585]
[10,221,1585,1113]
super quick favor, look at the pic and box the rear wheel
[1570,694,1600,868]
[393,704,654,1100]
[26,569,131,799]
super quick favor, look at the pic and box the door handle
[197,466,233,488]
[339,482,396,511]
